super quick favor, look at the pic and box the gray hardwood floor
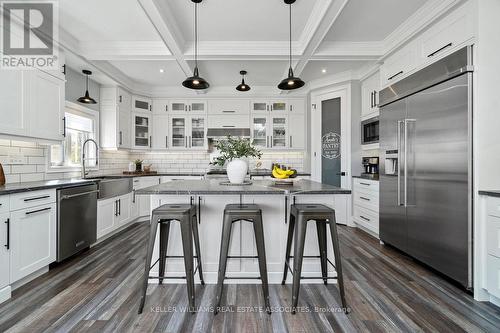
[0,221,499,333]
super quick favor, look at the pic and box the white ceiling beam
[137,0,193,76]
[80,41,173,61]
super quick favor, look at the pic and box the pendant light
[77,70,97,104]
[182,0,209,90]
[278,0,305,90]
[236,70,251,91]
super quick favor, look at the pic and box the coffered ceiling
[57,0,461,94]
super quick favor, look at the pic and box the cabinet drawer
[208,100,249,115]
[10,189,56,211]
[353,205,379,234]
[487,197,500,218]
[0,196,9,214]
[207,115,250,128]
[486,255,500,299]
[487,215,500,258]
[353,190,379,212]
[353,178,379,193]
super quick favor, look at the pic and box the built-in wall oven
[361,116,379,145]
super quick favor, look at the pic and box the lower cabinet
[352,178,379,236]
[9,203,56,282]
[97,193,134,240]
[0,213,10,290]
[137,177,161,217]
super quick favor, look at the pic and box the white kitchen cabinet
[9,203,56,282]
[133,113,152,149]
[380,41,417,87]
[251,115,289,149]
[28,70,65,141]
[0,70,29,137]
[133,95,152,113]
[251,100,288,113]
[270,116,288,148]
[100,87,132,149]
[251,115,268,148]
[0,212,9,290]
[288,99,305,113]
[152,114,169,150]
[138,177,161,217]
[170,115,207,150]
[97,198,116,239]
[207,114,250,129]
[352,178,379,236]
[170,100,206,114]
[153,99,170,114]
[115,193,131,227]
[361,71,380,117]
[208,99,249,115]
[288,114,305,149]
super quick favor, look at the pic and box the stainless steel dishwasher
[57,184,98,262]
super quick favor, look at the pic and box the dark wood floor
[1,221,499,333]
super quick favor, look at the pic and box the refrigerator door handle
[404,119,416,207]
[397,120,404,206]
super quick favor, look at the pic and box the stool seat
[224,204,261,214]
[154,204,193,215]
[290,204,333,218]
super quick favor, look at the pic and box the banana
[272,168,288,179]
[272,166,294,179]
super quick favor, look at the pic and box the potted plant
[134,159,143,172]
[211,136,262,184]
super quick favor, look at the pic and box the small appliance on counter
[361,157,379,179]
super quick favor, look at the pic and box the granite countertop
[478,190,500,198]
[102,172,205,179]
[135,179,351,196]
[0,179,97,196]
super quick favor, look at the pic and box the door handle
[397,120,403,206]
[336,172,347,176]
[4,218,9,250]
[404,119,416,207]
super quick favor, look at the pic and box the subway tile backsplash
[0,139,306,184]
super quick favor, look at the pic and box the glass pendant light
[236,70,251,91]
[182,0,209,90]
[77,70,97,104]
[278,0,305,90]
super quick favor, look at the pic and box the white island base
[147,193,350,284]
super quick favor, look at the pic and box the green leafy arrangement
[211,136,262,167]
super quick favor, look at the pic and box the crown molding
[314,41,384,59]
[307,69,356,91]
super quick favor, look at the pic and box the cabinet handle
[119,95,122,103]
[189,105,192,112]
[198,197,202,224]
[24,195,50,202]
[189,136,192,148]
[222,125,235,128]
[360,215,371,222]
[290,105,293,112]
[149,105,152,111]
[25,207,51,215]
[118,199,121,216]
[360,182,371,186]
[370,92,373,108]
[62,117,66,137]
[119,131,122,145]
[62,64,66,75]
[222,110,236,113]
[185,136,187,148]
[270,136,273,148]
[359,196,371,201]
[267,105,269,111]
[427,42,453,58]
[149,136,152,148]
[373,91,377,107]
[388,71,404,81]
[165,105,168,112]
[114,200,118,216]
[132,190,136,203]
[166,136,168,148]
[290,136,292,148]
[4,218,9,250]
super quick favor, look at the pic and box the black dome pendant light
[236,70,251,91]
[278,0,305,90]
[77,70,97,104]
[182,0,209,90]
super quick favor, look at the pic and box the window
[49,103,98,170]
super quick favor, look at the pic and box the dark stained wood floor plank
[0,221,499,333]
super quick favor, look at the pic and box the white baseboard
[0,285,11,304]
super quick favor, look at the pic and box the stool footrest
[226,255,259,259]
[224,276,262,280]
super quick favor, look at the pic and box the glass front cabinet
[170,100,207,114]
[133,113,152,149]
[170,116,207,149]
[251,115,288,148]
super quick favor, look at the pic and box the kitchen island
[136,179,351,284]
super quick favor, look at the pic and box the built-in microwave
[361,116,379,145]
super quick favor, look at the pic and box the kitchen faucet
[81,138,99,179]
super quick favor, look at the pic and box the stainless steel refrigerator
[379,46,473,289]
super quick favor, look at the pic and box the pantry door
[311,89,350,189]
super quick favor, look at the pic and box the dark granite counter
[479,190,500,198]
[135,179,350,196]
[0,179,97,196]
[102,172,205,179]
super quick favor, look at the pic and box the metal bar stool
[138,204,204,314]
[282,204,347,314]
[214,204,271,315]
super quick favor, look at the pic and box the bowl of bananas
[271,165,298,185]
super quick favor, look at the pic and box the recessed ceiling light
[322,69,327,73]
[159,69,164,73]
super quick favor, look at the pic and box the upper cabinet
[0,68,64,142]
[208,99,249,115]
[380,2,474,88]
[170,100,207,114]
[251,100,288,113]
[361,71,380,117]
[133,95,152,113]
[100,87,132,149]
[152,99,169,114]
[133,113,152,149]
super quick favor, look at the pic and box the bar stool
[138,204,204,314]
[282,204,347,314]
[214,204,271,315]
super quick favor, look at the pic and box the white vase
[226,158,248,184]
